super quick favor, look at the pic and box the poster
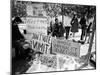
[31,33,51,54]
[11,0,96,74]
[52,38,81,57]
[25,16,49,35]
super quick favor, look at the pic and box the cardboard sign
[52,38,80,57]
[31,39,49,54]
[31,33,51,54]
[25,16,49,35]
[39,54,57,68]
[32,32,51,44]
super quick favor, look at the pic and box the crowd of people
[48,18,65,38]
[48,14,94,44]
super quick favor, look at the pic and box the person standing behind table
[65,23,71,39]
[52,18,59,37]
[12,16,25,59]
[70,14,79,38]
[58,22,65,37]
[48,21,53,35]
[80,15,87,41]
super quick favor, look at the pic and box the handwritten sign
[25,16,49,35]
[32,32,51,44]
[39,54,57,68]
[52,38,80,57]
[31,33,51,54]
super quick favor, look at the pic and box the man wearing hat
[12,16,25,59]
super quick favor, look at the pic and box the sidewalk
[25,29,96,73]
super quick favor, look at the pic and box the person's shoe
[78,40,85,44]
[72,39,76,42]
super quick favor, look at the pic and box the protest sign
[39,54,57,69]
[32,32,51,44]
[31,39,49,54]
[25,16,49,35]
[52,38,80,57]
[31,33,51,54]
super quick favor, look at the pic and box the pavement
[12,29,96,74]
[25,29,96,73]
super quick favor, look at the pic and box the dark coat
[52,23,59,37]
[70,17,79,32]
[12,16,24,42]
[58,23,65,37]
[80,17,87,29]
[12,22,24,42]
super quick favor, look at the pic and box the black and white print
[11,0,96,75]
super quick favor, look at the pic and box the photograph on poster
[11,0,96,75]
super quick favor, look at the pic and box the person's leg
[12,42,18,59]
[83,28,87,41]
[84,30,88,43]
[55,31,60,37]
[87,33,91,43]
[65,27,70,39]
[15,41,24,59]
[84,34,88,43]
[19,44,25,58]
[66,33,68,39]
[73,32,75,37]
[68,27,70,38]
[52,31,55,37]
[14,44,20,59]
[65,27,68,39]
[80,29,84,40]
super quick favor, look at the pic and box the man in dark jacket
[70,14,79,38]
[58,22,65,37]
[80,15,87,41]
[12,16,24,59]
[52,18,59,37]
